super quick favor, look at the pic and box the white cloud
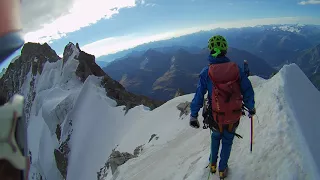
[23,0,137,43]
[81,32,179,56]
[79,16,320,58]
[136,0,156,7]
[298,0,320,5]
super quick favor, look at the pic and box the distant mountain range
[99,24,320,97]
[103,47,274,100]
[294,44,320,89]
[97,24,320,68]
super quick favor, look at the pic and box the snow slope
[26,46,152,180]
[66,76,151,180]
[26,52,320,180]
[103,64,320,180]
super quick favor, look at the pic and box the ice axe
[243,104,255,152]
[250,115,254,153]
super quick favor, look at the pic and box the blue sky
[1,0,320,70]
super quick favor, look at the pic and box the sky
[1,0,320,70]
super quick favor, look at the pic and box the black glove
[190,116,200,129]
[249,108,256,117]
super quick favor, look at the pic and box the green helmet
[208,35,228,57]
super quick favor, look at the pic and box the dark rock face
[54,134,71,179]
[75,50,105,82]
[63,43,76,65]
[100,75,164,111]
[56,124,62,142]
[148,134,157,143]
[133,145,143,156]
[108,150,136,174]
[0,91,7,105]
[63,42,106,82]
[97,145,144,179]
[0,42,60,99]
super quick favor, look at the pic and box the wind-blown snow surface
[104,64,320,180]
[27,60,320,180]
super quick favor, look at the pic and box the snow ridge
[27,59,320,180]
[27,43,154,180]
[103,63,320,180]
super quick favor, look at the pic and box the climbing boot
[219,167,228,179]
[210,163,216,173]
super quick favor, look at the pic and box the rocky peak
[62,42,106,82]
[77,46,105,81]
[1,41,163,113]
[60,42,164,110]
[0,42,60,99]
[63,42,79,64]
[21,42,60,63]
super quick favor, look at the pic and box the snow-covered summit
[279,64,320,176]
[272,25,302,33]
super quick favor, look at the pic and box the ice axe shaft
[250,116,253,152]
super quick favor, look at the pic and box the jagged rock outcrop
[63,43,105,82]
[177,101,191,117]
[62,42,164,110]
[76,49,105,81]
[133,145,143,156]
[54,133,71,180]
[101,75,164,111]
[148,134,159,143]
[107,150,136,174]
[174,88,186,98]
[0,42,60,97]
[97,145,144,179]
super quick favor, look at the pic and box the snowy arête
[1,42,319,180]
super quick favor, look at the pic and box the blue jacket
[190,55,255,118]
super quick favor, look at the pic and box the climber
[0,0,29,180]
[243,60,250,77]
[189,35,256,179]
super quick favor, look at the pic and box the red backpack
[208,62,243,132]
